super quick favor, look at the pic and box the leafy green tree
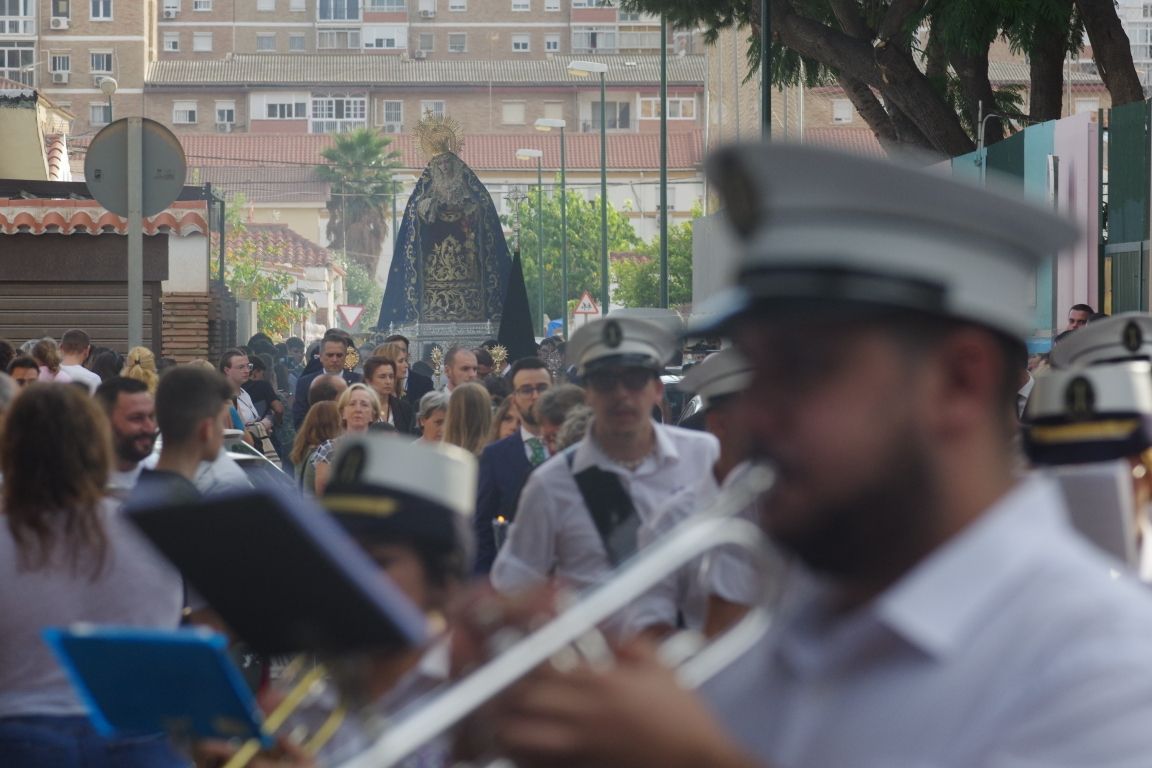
[613,203,698,310]
[341,258,384,331]
[316,128,402,274]
[507,183,641,326]
[211,240,309,339]
[621,0,1138,154]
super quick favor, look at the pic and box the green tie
[527,437,547,466]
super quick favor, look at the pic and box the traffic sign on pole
[573,291,600,316]
[337,304,365,329]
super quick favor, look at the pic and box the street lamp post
[98,76,118,124]
[535,117,567,338]
[516,148,545,336]
[568,60,609,318]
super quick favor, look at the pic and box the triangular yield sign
[573,291,599,315]
[337,304,365,328]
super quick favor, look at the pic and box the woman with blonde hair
[312,383,381,495]
[443,382,492,457]
[0,384,184,766]
[290,400,342,495]
[121,346,158,394]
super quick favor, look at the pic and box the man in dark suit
[472,356,552,574]
[291,330,362,428]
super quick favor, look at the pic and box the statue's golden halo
[416,113,464,159]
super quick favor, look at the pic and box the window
[193,0,211,8]
[193,31,212,51]
[1075,98,1100,114]
[290,0,304,9]
[591,99,630,129]
[50,53,70,72]
[215,100,235,125]
[173,100,198,124]
[311,94,367,133]
[420,99,444,119]
[418,32,433,51]
[511,0,528,9]
[162,0,179,13]
[0,0,34,34]
[544,0,559,9]
[90,0,111,19]
[639,96,696,120]
[163,32,179,51]
[618,9,640,20]
[544,100,563,120]
[511,34,529,52]
[364,25,406,48]
[380,99,402,130]
[502,101,525,124]
[831,98,853,124]
[448,0,464,10]
[90,103,111,126]
[289,33,306,51]
[0,41,32,84]
[544,33,559,51]
[317,28,360,48]
[90,51,113,72]
[256,33,276,51]
[366,0,405,8]
[318,0,359,20]
[258,0,274,8]
[447,33,466,52]
[572,26,616,52]
[265,98,306,118]
[52,0,69,18]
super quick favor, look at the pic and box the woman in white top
[0,383,184,767]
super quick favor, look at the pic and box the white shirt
[59,363,101,394]
[700,476,1152,768]
[491,421,718,595]
[235,388,260,425]
[520,424,545,464]
[624,460,766,634]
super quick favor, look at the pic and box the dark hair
[59,329,91,355]
[7,355,37,374]
[156,366,233,445]
[363,355,397,382]
[536,383,587,427]
[323,329,352,348]
[474,347,494,368]
[94,376,151,415]
[2,383,112,577]
[286,336,305,350]
[87,347,122,381]
[384,334,410,347]
[508,356,550,387]
[219,347,247,373]
[1069,303,1095,315]
[0,339,14,373]
[1089,312,1110,323]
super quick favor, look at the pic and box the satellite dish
[84,117,186,218]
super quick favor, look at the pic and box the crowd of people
[10,140,1152,768]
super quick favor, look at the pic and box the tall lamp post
[98,76,118,124]
[535,117,567,338]
[567,60,609,318]
[516,148,545,336]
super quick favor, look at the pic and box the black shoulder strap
[566,449,640,566]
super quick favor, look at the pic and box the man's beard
[766,427,939,584]
[519,406,538,429]
[116,433,156,465]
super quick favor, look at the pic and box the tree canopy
[621,0,1141,154]
[612,203,697,311]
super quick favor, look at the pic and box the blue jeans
[0,715,187,768]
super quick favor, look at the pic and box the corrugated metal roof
[146,53,705,88]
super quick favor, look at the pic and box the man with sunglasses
[490,317,718,596]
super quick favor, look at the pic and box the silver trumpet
[337,463,778,768]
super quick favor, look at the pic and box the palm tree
[316,128,402,274]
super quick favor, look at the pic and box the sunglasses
[585,367,655,393]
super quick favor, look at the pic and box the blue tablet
[43,625,273,747]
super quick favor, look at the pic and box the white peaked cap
[680,348,752,409]
[1050,313,1152,368]
[695,142,1080,340]
[566,316,678,374]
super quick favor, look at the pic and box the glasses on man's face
[514,383,550,397]
[585,368,654,393]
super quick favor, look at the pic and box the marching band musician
[624,348,770,637]
[490,316,718,596]
[452,143,1152,768]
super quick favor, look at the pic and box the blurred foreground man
[472,144,1152,768]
